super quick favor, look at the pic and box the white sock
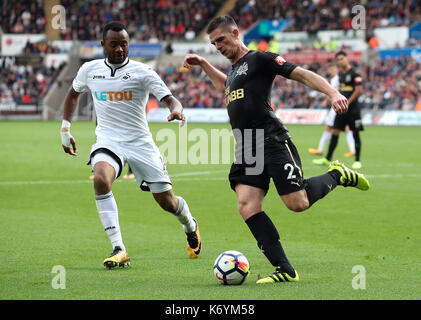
[318,131,332,153]
[346,130,356,153]
[173,196,196,233]
[95,191,125,251]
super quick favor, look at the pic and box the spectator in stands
[53,0,225,41]
[247,39,258,50]
[151,54,420,112]
[268,36,279,53]
[227,0,421,33]
[0,61,66,111]
[257,38,269,51]
[0,0,45,34]
[2,0,420,38]
[21,90,34,104]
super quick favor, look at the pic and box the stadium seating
[57,0,226,41]
[0,59,66,114]
[0,0,46,34]
[157,64,229,109]
[2,0,420,37]
[0,0,420,117]
[229,0,421,32]
[155,55,421,111]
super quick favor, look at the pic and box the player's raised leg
[92,156,130,269]
[152,186,201,258]
[282,159,369,214]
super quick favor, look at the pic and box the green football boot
[352,161,362,169]
[257,267,299,284]
[328,160,370,191]
[312,157,330,166]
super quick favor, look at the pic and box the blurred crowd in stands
[0,61,66,108]
[23,41,62,55]
[1,0,224,41]
[156,55,421,111]
[59,0,224,42]
[0,0,420,112]
[2,0,420,40]
[157,64,229,109]
[231,0,421,32]
[0,0,46,34]
[2,54,418,111]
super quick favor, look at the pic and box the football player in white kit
[60,21,201,269]
[308,62,355,157]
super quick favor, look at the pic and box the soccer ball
[213,250,250,285]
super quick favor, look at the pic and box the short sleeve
[353,71,363,86]
[258,51,297,79]
[72,63,89,93]
[143,67,172,101]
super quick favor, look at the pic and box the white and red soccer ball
[213,250,250,285]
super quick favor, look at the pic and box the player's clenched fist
[330,92,349,114]
[183,54,204,69]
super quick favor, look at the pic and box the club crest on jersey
[121,73,131,81]
[275,56,286,66]
[94,90,133,101]
[236,62,248,76]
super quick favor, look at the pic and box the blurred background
[0,0,420,126]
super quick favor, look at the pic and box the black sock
[245,211,294,276]
[304,172,339,207]
[353,131,361,161]
[326,134,339,161]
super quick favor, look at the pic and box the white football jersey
[330,74,339,90]
[72,57,171,142]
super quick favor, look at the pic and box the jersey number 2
[284,163,296,180]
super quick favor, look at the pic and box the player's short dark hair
[327,60,336,67]
[206,15,238,34]
[335,51,347,58]
[102,21,128,40]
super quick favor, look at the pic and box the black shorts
[333,107,364,132]
[228,138,305,196]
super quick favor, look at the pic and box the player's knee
[93,174,112,195]
[332,130,340,136]
[237,200,261,220]
[237,200,249,215]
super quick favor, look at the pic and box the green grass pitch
[1,120,421,300]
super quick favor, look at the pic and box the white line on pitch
[0,171,420,186]
[0,169,227,186]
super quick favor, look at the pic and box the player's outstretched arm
[61,87,80,156]
[162,95,186,127]
[183,53,227,94]
[290,67,348,114]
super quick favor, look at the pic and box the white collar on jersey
[104,57,130,77]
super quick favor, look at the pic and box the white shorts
[325,107,337,127]
[88,138,172,193]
